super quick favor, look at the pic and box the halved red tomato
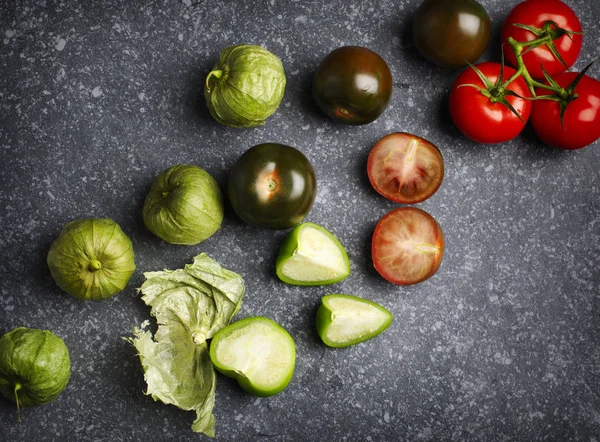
[367,133,444,204]
[372,207,444,285]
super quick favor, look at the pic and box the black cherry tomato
[413,0,491,69]
[312,46,393,125]
[228,143,317,230]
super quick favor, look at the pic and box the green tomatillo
[204,44,286,128]
[47,218,136,301]
[142,165,224,245]
[0,327,71,422]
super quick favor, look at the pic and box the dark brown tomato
[228,143,317,230]
[312,46,393,125]
[413,0,491,69]
[367,132,444,204]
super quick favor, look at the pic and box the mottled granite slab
[0,0,599,441]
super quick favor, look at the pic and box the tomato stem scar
[414,243,439,254]
[406,139,418,162]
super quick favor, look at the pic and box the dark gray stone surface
[1,0,599,440]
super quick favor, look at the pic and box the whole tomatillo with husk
[204,44,286,128]
[0,327,71,422]
[142,164,224,245]
[47,218,136,301]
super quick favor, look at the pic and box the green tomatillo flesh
[209,316,296,397]
[276,222,350,286]
[316,294,393,348]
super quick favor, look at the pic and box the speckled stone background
[1,0,599,440]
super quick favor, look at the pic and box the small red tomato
[372,207,444,286]
[502,0,582,80]
[367,133,444,204]
[449,62,532,144]
[530,72,600,150]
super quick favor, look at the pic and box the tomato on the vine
[530,72,600,150]
[367,133,444,204]
[501,0,582,80]
[449,62,532,144]
[228,143,317,230]
[372,207,444,286]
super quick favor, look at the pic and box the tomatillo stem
[205,70,223,93]
[89,260,102,271]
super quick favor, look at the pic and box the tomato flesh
[228,143,317,230]
[367,133,444,204]
[501,0,582,80]
[530,73,600,150]
[372,207,444,285]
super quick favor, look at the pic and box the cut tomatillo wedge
[316,294,393,348]
[209,316,295,397]
[276,222,350,286]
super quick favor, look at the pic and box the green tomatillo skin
[204,44,286,128]
[0,327,70,421]
[47,218,136,301]
[143,164,224,245]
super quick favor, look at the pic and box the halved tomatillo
[276,222,350,286]
[209,316,295,397]
[316,294,393,348]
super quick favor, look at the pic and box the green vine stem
[504,35,567,97]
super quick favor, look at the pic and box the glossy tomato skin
[228,143,317,230]
[413,0,491,69]
[372,207,444,286]
[502,0,582,80]
[530,73,600,150]
[367,132,444,204]
[449,62,532,144]
[312,46,393,125]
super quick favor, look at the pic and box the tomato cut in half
[367,132,444,204]
[371,207,444,285]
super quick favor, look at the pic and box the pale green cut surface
[279,225,348,282]
[323,297,390,344]
[212,322,294,389]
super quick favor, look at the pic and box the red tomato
[501,0,582,80]
[530,72,600,150]
[367,133,444,204]
[371,207,444,286]
[449,62,532,144]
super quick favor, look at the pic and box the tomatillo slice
[276,222,350,286]
[316,294,393,348]
[209,316,295,397]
